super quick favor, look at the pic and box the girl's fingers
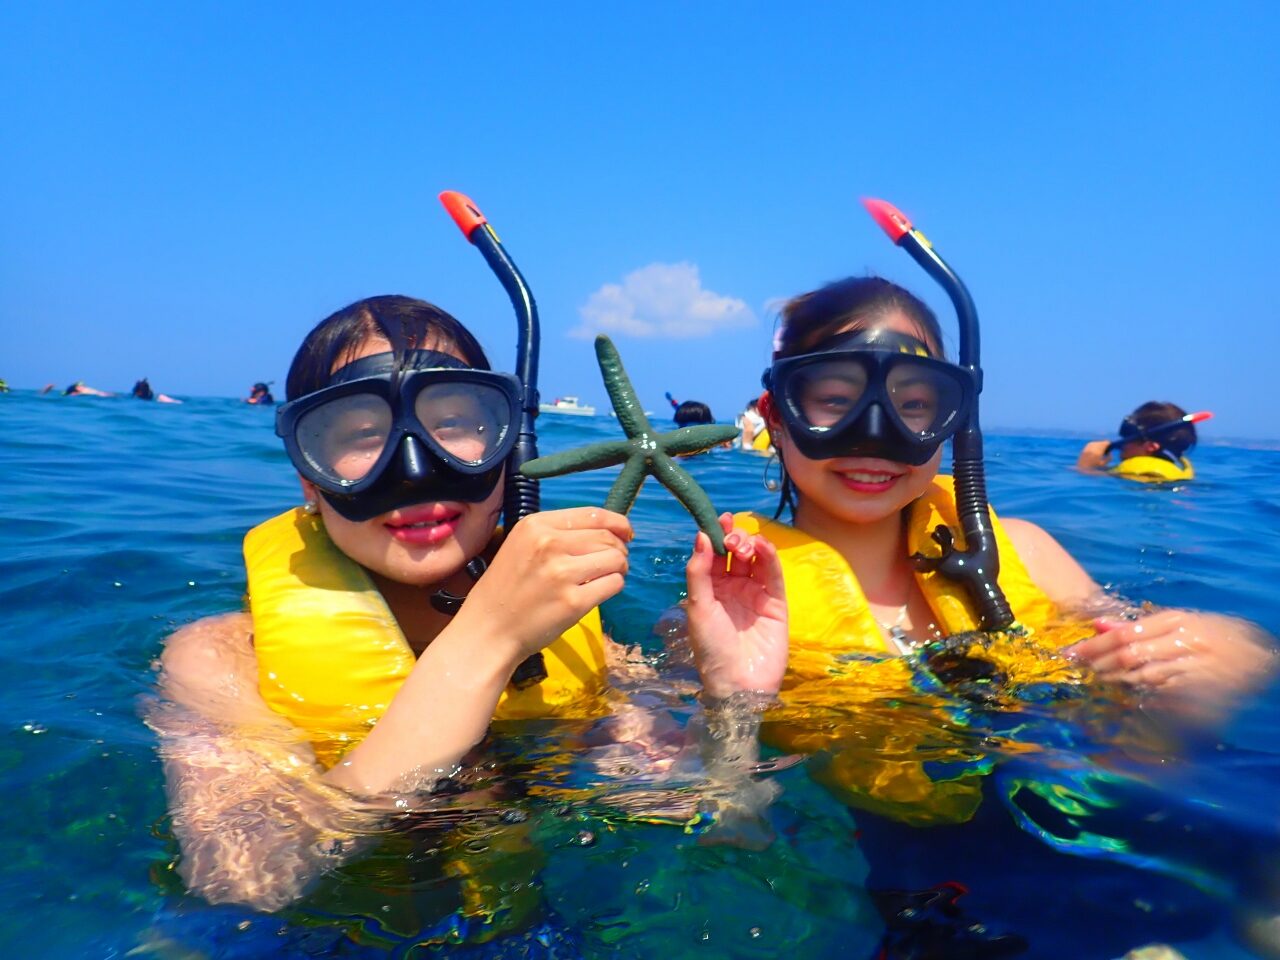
[553,528,631,558]
[1065,628,1128,662]
[541,506,634,540]
[1122,657,1193,689]
[723,530,756,576]
[1093,634,1195,674]
[753,537,786,601]
[1072,613,1182,662]
[562,545,630,586]
[686,532,714,606]
[1090,639,1160,674]
[576,572,627,610]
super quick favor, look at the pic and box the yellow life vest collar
[1110,455,1194,483]
[244,508,608,765]
[735,476,1059,660]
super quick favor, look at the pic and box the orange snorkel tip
[438,190,489,241]
[861,197,913,244]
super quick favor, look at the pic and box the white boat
[539,396,596,417]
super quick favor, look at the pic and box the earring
[302,499,319,516]
[762,454,783,492]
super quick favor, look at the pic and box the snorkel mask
[764,327,975,466]
[1108,411,1207,462]
[275,349,522,522]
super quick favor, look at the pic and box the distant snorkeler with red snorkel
[1078,402,1210,483]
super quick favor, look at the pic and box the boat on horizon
[538,396,596,417]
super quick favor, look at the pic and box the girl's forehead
[840,309,924,337]
[829,310,940,355]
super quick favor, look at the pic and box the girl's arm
[327,507,631,796]
[681,516,789,841]
[1000,518,1099,608]
[155,507,632,909]
[1076,439,1114,472]
[1003,518,1277,720]
[153,613,379,911]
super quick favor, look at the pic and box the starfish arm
[520,440,631,479]
[595,336,656,438]
[659,425,741,456]
[650,455,728,555]
[603,455,649,514]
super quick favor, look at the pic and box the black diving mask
[1114,415,1194,461]
[763,329,975,466]
[276,350,521,521]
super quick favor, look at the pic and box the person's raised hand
[455,507,631,668]
[1076,440,1113,471]
[686,513,788,700]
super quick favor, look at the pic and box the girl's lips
[833,466,905,494]
[384,504,464,545]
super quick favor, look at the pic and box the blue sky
[2,3,1277,439]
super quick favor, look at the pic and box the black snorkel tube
[439,191,547,686]
[862,198,1015,631]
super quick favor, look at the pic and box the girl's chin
[376,561,465,589]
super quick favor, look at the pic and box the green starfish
[521,336,740,554]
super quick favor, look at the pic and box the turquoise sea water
[3,389,1280,959]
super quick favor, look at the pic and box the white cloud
[571,262,756,339]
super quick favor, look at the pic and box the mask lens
[295,393,394,484]
[413,382,512,465]
[791,359,870,430]
[886,360,964,437]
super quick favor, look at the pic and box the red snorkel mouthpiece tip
[861,197,913,244]
[439,190,488,241]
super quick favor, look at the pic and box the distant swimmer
[62,381,114,397]
[132,378,183,403]
[673,399,715,427]
[673,400,730,455]
[245,381,275,405]
[1077,402,1210,483]
[0,379,9,393]
[737,397,772,453]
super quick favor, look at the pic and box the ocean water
[3,389,1280,959]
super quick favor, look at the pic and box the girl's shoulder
[999,518,1098,607]
[160,612,258,711]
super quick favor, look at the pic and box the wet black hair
[1123,401,1197,456]
[132,379,154,400]
[674,400,715,426]
[773,275,946,360]
[285,295,491,401]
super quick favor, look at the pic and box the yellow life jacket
[244,508,609,766]
[751,426,772,452]
[735,475,1093,825]
[1110,454,1194,483]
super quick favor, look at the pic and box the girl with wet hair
[684,275,1274,722]
[153,295,637,911]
